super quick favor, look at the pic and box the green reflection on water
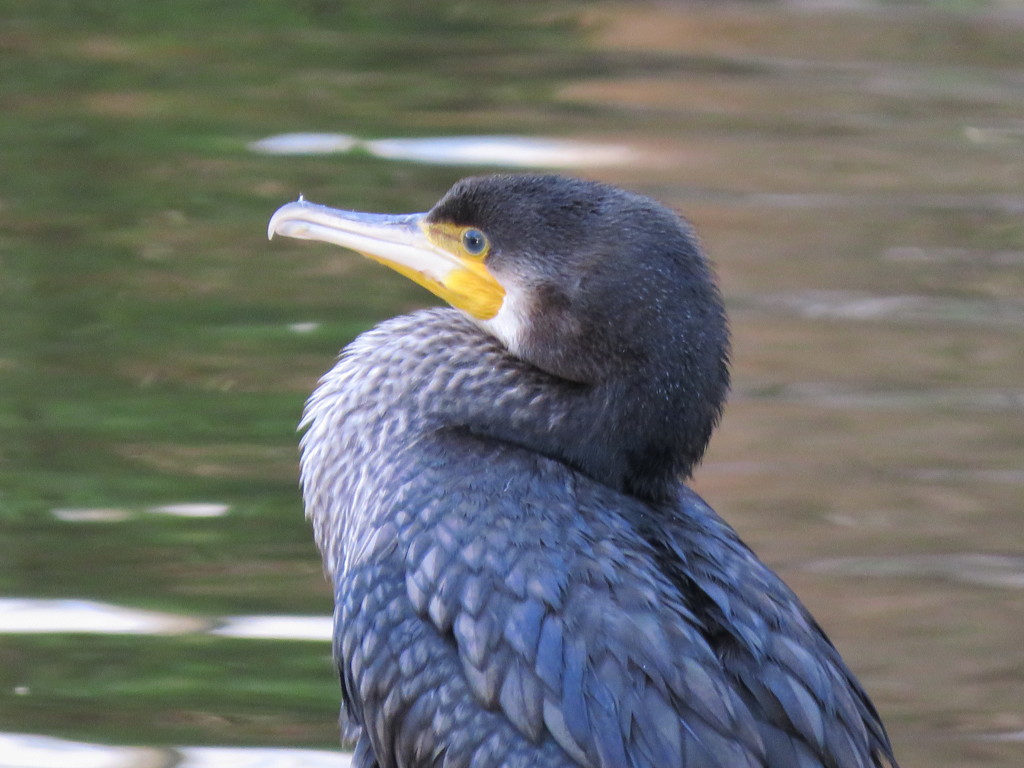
[0,0,600,746]
[0,634,339,746]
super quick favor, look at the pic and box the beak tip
[267,199,302,241]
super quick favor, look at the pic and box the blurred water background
[1,1,1022,766]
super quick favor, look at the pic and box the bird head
[269,174,728,393]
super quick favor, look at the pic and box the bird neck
[301,307,724,573]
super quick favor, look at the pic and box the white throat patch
[478,283,529,357]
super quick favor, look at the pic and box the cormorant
[268,174,899,768]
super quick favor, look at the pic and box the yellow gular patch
[421,221,503,320]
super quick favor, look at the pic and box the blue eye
[462,228,488,255]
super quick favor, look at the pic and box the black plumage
[268,175,899,768]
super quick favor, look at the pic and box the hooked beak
[268,199,504,320]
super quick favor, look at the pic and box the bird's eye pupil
[462,229,487,255]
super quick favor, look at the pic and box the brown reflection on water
[573,5,1024,767]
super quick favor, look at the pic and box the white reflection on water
[362,136,634,167]
[249,132,634,167]
[212,615,333,641]
[246,132,359,155]
[0,733,350,768]
[980,730,1024,742]
[177,745,350,767]
[146,503,231,518]
[51,503,231,523]
[0,599,207,635]
[0,733,162,768]
[51,508,133,523]
[0,599,332,641]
